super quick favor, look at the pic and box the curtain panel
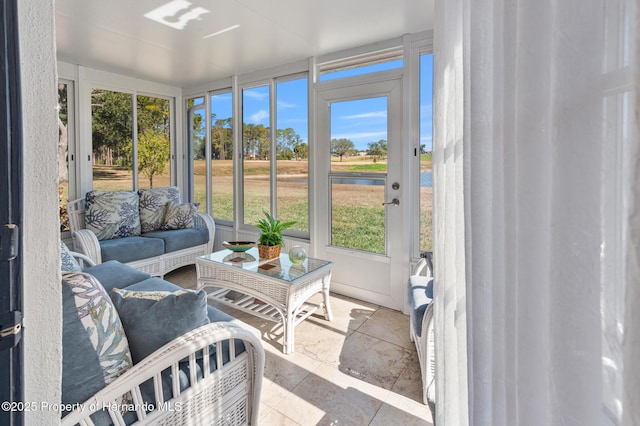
[434,0,638,424]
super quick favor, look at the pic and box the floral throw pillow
[85,191,141,240]
[162,203,198,230]
[63,272,133,384]
[60,241,82,272]
[138,187,181,233]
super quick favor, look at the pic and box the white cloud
[211,93,232,101]
[250,110,269,123]
[340,111,387,120]
[420,104,433,115]
[277,100,296,109]
[332,131,387,141]
[244,90,268,101]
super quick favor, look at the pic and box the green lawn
[83,158,433,252]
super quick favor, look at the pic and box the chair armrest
[71,229,102,264]
[194,212,216,253]
[61,322,265,426]
[421,302,435,406]
[69,250,96,268]
[66,198,86,233]
[413,251,433,277]
[412,258,431,277]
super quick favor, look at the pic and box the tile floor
[165,266,434,426]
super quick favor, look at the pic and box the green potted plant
[256,211,296,259]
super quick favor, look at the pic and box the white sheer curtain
[433,0,639,425]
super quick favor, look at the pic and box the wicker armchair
[408,253,435,408]
[61,250,265,425]
[61,322,265,425]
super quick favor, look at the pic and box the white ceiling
[55,0,433,88]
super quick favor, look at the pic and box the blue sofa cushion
[99,236,164,264]
[138,187,181,233]
[142,228,209,254]
[124,276,183,292]
[60,241,82,272]
[61,272,133,409]
[408,275,433,337]
[83,260,151,293]
[111,288,210,363]
[85,190,141,240]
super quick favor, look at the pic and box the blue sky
[205,53,433,152]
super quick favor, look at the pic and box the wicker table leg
[322,288,333,321]
[283,311,296,354]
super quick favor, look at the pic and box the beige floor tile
[259,407,303,425]
[370,402,433,426]
[358,307,415,350]
[322,293,378,331]
[391,350,426,403]
[258,402,273,423]
[260,348,321,408]
[338,331,413,390]
[289,317,354,364]
[371,391,434,425]
[166,262,430,424]
[277,363,389,425]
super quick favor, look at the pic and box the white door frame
[313,76,405,310]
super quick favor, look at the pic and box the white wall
[18,0,62,424]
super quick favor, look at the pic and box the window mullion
[270,80,277,217]
[132,92,139,191]
[205,93,212,214]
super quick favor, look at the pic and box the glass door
[315,78,405,309]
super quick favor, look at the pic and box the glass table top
[199,247,331,283]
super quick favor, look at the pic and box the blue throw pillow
[110,288,210,363]
[60,241,82,272]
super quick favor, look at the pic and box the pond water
[285,171,433,188]
[333,171,432,188]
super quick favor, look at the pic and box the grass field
[68,156,433,252]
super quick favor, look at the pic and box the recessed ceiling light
[144,0,210,30]
[203,25,240,39]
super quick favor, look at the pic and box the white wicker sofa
[67,187,215,277]
[408,253,435,412]
[61,248,265,425]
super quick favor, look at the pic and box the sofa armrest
[61,321,265,426]
[71,229,102,264]
[69,250,96,268]
[194,212,216,253]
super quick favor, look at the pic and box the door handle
[382,198,399,206]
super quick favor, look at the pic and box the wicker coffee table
[196,247,333,354]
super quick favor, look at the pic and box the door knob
[382,198,400,206]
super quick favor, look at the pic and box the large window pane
[242,85,271,226]
[329,96,388,254]
[330,97,388,172]
[137,95,171,189]
[91,89,133,191]
[276,77,309,233]
[211,91,234,222]
[331,178,385,254]
[419,53,434,253]
[188,97,206,211]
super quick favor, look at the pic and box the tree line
[191,117,309,162]
[331,138,388,162]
